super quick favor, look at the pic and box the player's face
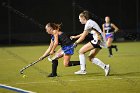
[45,25,53,34]
[79,16,86,24]
[105,17,110,23]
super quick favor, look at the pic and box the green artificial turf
[0,42,140,93]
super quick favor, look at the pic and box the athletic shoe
[48,73,57,77]
[108,55,113,57]
[74,70,87,74]
[104,64,110,76]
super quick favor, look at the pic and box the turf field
[0,42,140,93]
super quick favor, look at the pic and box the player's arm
[50,30,59,55]
[75,30,89,44]
[39,39,54,60]
[70,33,82,39]
[111,23,119,32]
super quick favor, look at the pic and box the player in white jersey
[71,11,110,76]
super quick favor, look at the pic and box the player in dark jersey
[39,23,80,77]
[102,16,119,57]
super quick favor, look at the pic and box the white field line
[0,84,36,93]
[14,76,140,85]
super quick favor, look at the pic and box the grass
[0,42,140,93]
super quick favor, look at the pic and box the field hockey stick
[20,54,49,74]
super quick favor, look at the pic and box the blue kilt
[62,45,74,55]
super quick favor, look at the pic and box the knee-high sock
[108,46,113,55]
[111,45,116,48]
[91,58,106,69]
[79,54,86,71]
[68,61,80,66]
[52,60,58,74]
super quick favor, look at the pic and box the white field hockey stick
[20,55,49,74]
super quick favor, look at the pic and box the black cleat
[48,73,57,77]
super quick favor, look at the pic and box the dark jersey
[104,23,113,33]
[51,32,73,47]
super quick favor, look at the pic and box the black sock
[108,46,113,55]
[111,45,118,51]
[111,45,116,48]
[68,61,80,66]
[51,60,58,75]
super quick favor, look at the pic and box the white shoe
[74,70,87,75]
[104,64,110,76]
[108,55,113,57]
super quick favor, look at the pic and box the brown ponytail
[47,23,61,30]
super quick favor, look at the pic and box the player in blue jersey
[39,23,80,77]
[102,16,119,57]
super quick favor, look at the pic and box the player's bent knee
[88,56,92,61]
[79,50,85,54]
[88,55,94,61]
[64,63,69,67]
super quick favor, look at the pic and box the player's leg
[48,49,64,77]
[48,59,58,77]
[63,54,80,67]
[111,45,118,51]
[62,45,80,67]
[109,34,118,52]
[75,42,93,74]
[88,48,110,76]
[107,37,113,57]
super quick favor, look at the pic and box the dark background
[0,0,140,45]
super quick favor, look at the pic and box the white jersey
[84,19,107,48]
[84,19,102,33]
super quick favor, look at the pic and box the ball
[22,75,27,78]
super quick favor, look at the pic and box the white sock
[91,58,106,69]
[79,54,86,71]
